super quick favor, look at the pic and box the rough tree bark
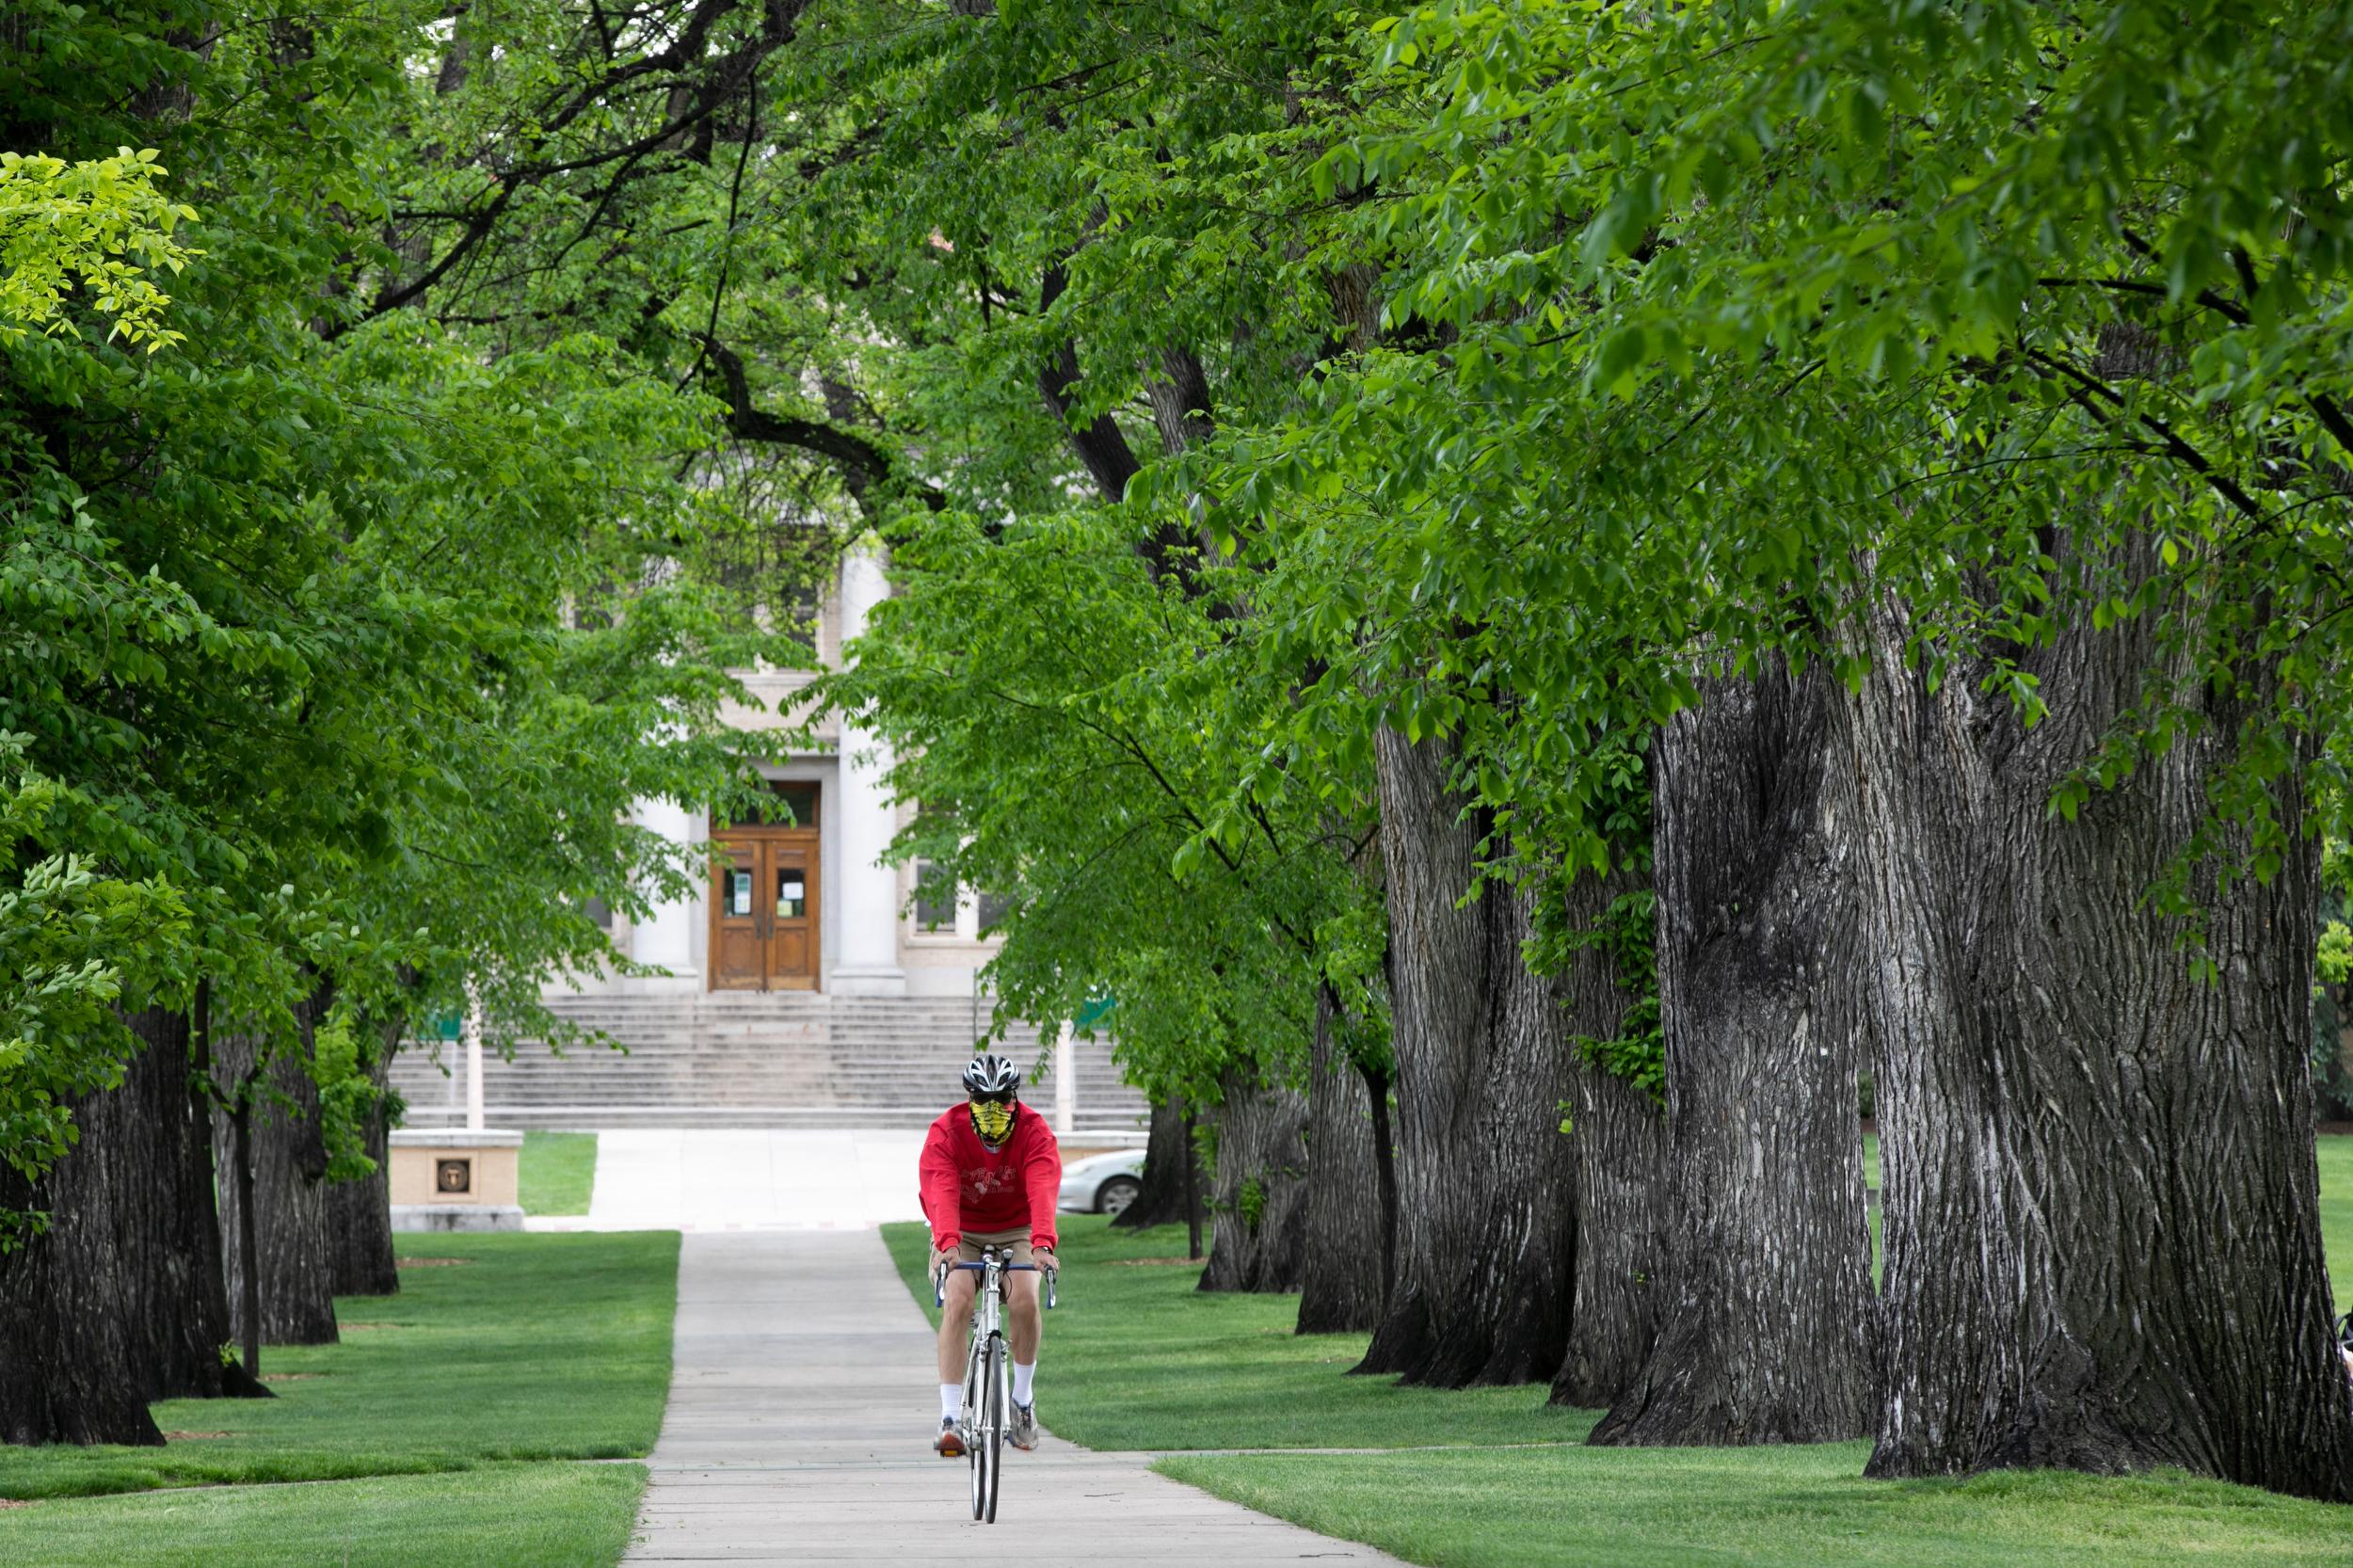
[213,984,342,1348]
[1358,726,1578,1387]
[1847,573,2353,1499]
[326,1016,402,1298]
[1551,866,1672,1409]
[0,1139,161,1447]
[1112,1094,1193,1230]
[1593,662,1879,1446]
[1553,1058,1669,1408]
[1298,988,1389,1333]
[1197,1069,1310,1294]
[0,995,284,1445]
[1183,1109,1205,1260]
[95,1006,267,1400]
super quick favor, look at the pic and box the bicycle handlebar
[933,1257,1059,1311]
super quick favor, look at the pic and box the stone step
[395,1096,1158,1125]
[388,993,1144,1126]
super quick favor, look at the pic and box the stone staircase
[388,991,1150,1132]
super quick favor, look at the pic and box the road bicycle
[935,1246,1057,1523]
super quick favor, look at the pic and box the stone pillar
[389,1129,524,1233]
[1055,1021,1077,1136]
[632,794,701,991]
[831,542,908,996]
[463,988,485,1132]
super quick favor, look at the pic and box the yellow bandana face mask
[969,1098,1016,1145]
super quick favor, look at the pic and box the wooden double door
[710,831,821,991]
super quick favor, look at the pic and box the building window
[767,779,819,830]
[779,583,824,657]
[584,897,614,931]
[977,890,1013,934]
[712,779,821,835]
[915,861,957,932]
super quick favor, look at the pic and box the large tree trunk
[0,1072,167,1446]
[1112,1094,1193,1230]
[1550,860,1671,1409]
[1848,580,2353,1499]
[1198,1068,1309,1293]
[213,984,341,1348]
[1298,989,1389,1333]
[327,1019,401,1298]
[1358,726,1578,1387]
[1593,663,1879,1446]
[0,1147,161,1447]
[1554,1060,1669,1408]
[95,1006,267,1400]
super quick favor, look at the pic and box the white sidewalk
[527,1129,928,1233]
[621,1230,1407,1564]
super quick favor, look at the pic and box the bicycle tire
[966,1336,986,1521]
[982,1332,1006,1523]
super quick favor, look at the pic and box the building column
[632,794,701,992]
[1054,1021,1077,1136]
[830,542,907,997]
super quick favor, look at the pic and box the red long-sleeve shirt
[919,1101,1062,1251]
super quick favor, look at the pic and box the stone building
[584,545,997,1000]
[392,545,1145,1132]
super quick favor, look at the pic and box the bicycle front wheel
[981,1332,1006,1524]
[966,1338,987,1520]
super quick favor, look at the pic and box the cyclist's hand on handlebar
[1033,1247,1058,1276]
[931,1244,959,1278]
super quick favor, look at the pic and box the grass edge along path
[520,1129,600,1216]
[0,1228,677,1568]
[878,1218,1584,1450]
[0,1461,648,1568]
[885,1140,2353,1568]
[1156,1448,2353,1568]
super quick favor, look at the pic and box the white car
[1057,1149,1145,1216]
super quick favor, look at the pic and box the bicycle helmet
[962,1053,1022,1099]
[963,1053,1021,1148]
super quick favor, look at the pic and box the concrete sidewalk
[622,1230,1406,1565]
[520,1129,926,1234]
[572,1129,926,1233]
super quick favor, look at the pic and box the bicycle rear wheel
[981,1332,1006,1523]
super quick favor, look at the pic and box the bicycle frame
[933,1246,1057,1523]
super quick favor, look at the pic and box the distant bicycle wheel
[982,1332,1006,1523]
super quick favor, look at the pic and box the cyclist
[920,1052,1062,1457]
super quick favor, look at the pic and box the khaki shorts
[953,1226,1034,1265]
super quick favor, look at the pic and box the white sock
[1012,1361,1035,1408]
[940,1383,962,1422]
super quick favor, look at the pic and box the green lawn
[0,1462,646,1568]
[886,1136,2353,1568]
[0,1230,677,1501]
[520,1130,600,1216]
[879,1219,1582,1450]
[1158,1449,2353,1568]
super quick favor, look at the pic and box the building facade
[560,544,1002,1000]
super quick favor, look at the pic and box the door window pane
[728,869,753,917]
[978,890,1012,934]
[769,780,820,829]
[776,871,806,920]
